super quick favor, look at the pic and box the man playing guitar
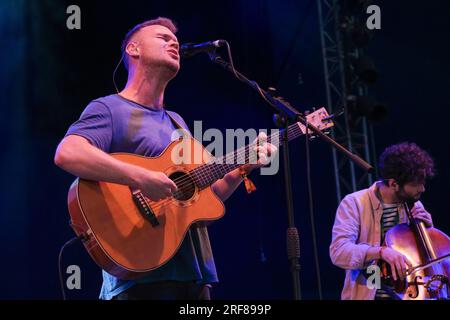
[54,17,277,300]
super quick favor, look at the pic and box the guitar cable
[305,120,323,300]
[58,236,81,300]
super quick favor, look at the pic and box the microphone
[180,40,226,58]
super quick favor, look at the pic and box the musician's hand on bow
[380,247,413,281]
[411,206,433,228]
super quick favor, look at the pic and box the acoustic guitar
[67,108,333,279]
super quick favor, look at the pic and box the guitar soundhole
[169,171,196,201]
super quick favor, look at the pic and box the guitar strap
[166,111,192,139]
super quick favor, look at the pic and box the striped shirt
[380,203,399,243]
[375,203,400,300]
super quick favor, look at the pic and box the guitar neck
[189,122,305,189]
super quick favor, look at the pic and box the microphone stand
[208,52,372,300]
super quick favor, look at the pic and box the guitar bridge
[132,190,159,227]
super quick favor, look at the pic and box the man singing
[54,17,277,300]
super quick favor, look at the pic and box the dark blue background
[1,0,449,299]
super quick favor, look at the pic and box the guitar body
[67,137,225,280]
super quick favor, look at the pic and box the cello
[381,201,450,299]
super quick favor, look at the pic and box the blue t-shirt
[65,94,218,300]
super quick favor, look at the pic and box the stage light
[344,0,373,13]
[349,23,373,48]
[354,56,378,84]
[348,95,387,122]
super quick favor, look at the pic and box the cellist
[330,142,435,300]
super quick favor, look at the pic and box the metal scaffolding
[317,0,377,203]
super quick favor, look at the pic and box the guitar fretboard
[189,122,307,189]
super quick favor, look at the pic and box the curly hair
[379,142,435,186]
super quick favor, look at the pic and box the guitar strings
[152,115,330,212]
[146,125,306,212]
[149,124,305,211]
[148,142,261,211]
[148,125,308,212]
[155,128,289,192]
[163,125,290,190]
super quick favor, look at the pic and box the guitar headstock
[296,107,334,135]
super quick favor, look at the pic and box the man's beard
[395,188,421,203]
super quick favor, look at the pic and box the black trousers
[113,281,211,300]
